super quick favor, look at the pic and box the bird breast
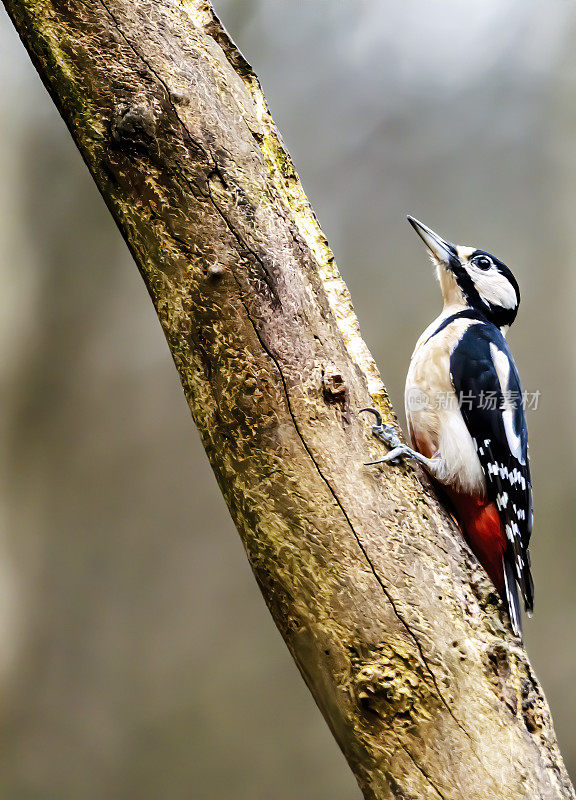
[405,315,486,496]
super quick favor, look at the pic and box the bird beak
[407,216,456,267]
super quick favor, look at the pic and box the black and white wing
[450,322,534,631]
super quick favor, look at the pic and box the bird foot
[359,408,406,465]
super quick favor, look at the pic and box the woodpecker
[363,216,534,636]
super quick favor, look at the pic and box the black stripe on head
[448,254,483,304]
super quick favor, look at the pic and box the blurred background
[1,0,575,797]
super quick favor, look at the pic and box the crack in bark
[399,743,447,800]
[225,257,486,758]
[96,0,279,300]
[93,0,484,754]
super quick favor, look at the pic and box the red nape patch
[446,492,506,597]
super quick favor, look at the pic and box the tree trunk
[2,1,573,797]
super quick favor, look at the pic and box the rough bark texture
[2,1,573,798]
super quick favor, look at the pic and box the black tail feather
[522,547,535,615]
[503,554,522,638]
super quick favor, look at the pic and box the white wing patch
[489,343,525,465]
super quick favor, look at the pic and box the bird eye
[474,256,493,270]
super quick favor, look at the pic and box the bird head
[407,216,520,331]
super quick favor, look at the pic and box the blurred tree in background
[0,1,574,797]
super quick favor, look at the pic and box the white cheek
[471,268,517,309]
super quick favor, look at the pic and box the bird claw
[359,408,406,465]
[365,446,410,466]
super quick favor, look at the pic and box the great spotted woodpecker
[363,217,534,637]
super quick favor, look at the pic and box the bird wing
[450,322,534,619]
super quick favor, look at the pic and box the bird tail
[521,548,535,617]
[503,553,522,638]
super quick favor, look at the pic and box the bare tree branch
[2,0,573,797]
